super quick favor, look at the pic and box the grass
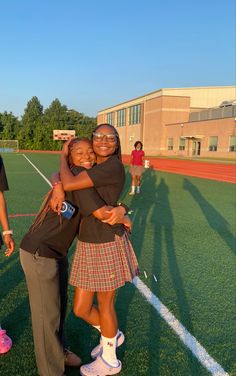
[0,152,235,375]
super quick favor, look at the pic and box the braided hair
[30,137,91,232]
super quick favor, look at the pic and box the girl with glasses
[54,124,139,376]
[20,138,128,376]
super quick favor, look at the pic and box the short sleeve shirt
[78,155,126,243]
[0,156,9,191]
[131,149,145,166]
[20,166,105,259]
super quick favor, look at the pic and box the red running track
[122,155,236,184]
[20,150,236,184]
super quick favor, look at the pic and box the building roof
[98,86,236,114]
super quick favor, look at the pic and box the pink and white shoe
[91,331,125,359]
[0,329,12,354]
[80,356,122,376]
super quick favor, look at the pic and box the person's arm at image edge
[0,191,15,256]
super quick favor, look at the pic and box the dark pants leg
[58,256,69,349]
[20,249,65,376]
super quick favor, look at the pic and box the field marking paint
[133,277,229,376]
[23,154,52,187]
[22,155,229,376]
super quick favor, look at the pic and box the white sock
[92,325,101,332]
[101,335,119,367]
[136,186,140,193]
[131,185,135,193]
[100,329,120,346]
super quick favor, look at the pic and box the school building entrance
[192,140,201,156]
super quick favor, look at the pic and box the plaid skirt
[130,165,144,176]
[69,231,139,291]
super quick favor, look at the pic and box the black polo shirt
[20,166,105,259]
[78,155,125,243]
[0,156,9,191]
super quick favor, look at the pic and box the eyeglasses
[92,132,117,143]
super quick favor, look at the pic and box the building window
[229,135,236,151]
[117,109,126,127]
[209,136,218,151]
[168,138,173,150]
[107,112,114,125]
[179,138,185,150]
[129,104,141,125]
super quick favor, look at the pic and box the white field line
[133,277,229,376]
[22,154,229,376]
[23,154,52,187]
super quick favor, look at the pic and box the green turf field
[0,152,235,376]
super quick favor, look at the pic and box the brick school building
[97,86,236,159]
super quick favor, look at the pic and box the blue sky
[0,0,235,118]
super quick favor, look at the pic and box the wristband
[3,230,13,236]
[117,202,129,215]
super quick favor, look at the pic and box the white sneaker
[80,356,122,376]
[91,331,125,359]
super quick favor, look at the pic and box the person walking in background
[0,155,14,355]
[57,124,139,376]
[129,141,145,195]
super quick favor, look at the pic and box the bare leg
[130,174,136,194]
[73,288,100,326]
[97,290,117,338]
[136,175,141,187]
[131,174,136,186]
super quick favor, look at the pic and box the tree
[41,99,69,150]
[0,112,20,140]
[0,96,97,150]
[75,117,97,138]
[67,109,97,138]
[18,96,43,149]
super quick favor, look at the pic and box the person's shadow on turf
[116,171,196,375]
[183,178,236,256]
[115,167,157,374]
[148,177,196,375]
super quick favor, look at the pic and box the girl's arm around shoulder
[60,153,94,191]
